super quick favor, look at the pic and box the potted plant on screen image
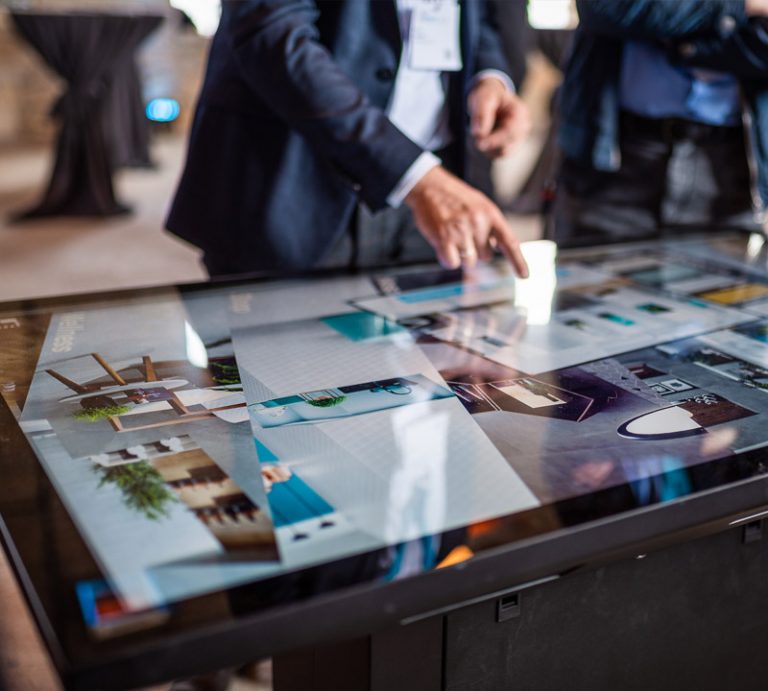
[209,357,242,388]
[73,395,130,423]
[94,462,178,520]
[306,395,347,408]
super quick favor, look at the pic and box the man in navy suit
[166,0,530,278]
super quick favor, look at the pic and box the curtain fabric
[10,12,163,218]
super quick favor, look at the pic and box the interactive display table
[4,234,768,690]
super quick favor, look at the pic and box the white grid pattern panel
[234,318,539,548]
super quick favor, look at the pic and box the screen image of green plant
[210,361,241,386]
[74,404,131,422]
[306,396,346,408]
[94,462,178,520]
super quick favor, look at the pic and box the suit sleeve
[474,0,515,77]
[576,0,748,40]
[221,0,423,210]
[674,18,768,78]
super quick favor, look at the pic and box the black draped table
[10,11,163,219]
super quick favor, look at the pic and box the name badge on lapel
[408,0,462,72]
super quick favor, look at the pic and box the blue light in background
[146,98,180,123]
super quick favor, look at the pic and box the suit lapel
[371,0,402,55]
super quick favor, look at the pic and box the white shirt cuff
[472,69,516,94]
[386,151,442,208]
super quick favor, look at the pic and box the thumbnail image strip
[250,374,453,428]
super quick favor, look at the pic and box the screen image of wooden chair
[48,354,188,405]
[47,353,166,392]
[107,392,247,432]
[46,352,128,394]
[45,353,243,431]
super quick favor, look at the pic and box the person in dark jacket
[167,0,531,277]
[552,0,768,247]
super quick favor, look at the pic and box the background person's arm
[474,0,518,73]
[468,0,531,156]
[576,0,748,40]
[673,17,768,78]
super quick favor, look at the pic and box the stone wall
[0,11,60,146]
[0,1,210,148]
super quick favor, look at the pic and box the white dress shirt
[385,0,514,206]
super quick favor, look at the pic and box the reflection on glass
[747,232,765,260]
[185,320,208,369]
[386,403,449,546]
[515,240,557,325]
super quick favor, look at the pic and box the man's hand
[468,77,531,158]
[746,0,768,16]
[404,166,529,277]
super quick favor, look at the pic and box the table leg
[142,355,158,382]
[44,368,88,394]
[91,352,126,386]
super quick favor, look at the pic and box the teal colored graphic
[321,312,405,341]
[598,312,635,326]
[253,438,335,527]
[636,303,671,314]
[254,438,279,463]
[396,277,515,304]
[735,320,768,344]
[269,476,334,527]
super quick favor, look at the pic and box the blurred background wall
[0,0,210,147]
[0,0,574,301]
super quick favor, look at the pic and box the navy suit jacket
[166,0,510,271]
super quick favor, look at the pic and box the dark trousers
[315,203,434,271]
[550,112,760,248]
[202,204,434,278]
